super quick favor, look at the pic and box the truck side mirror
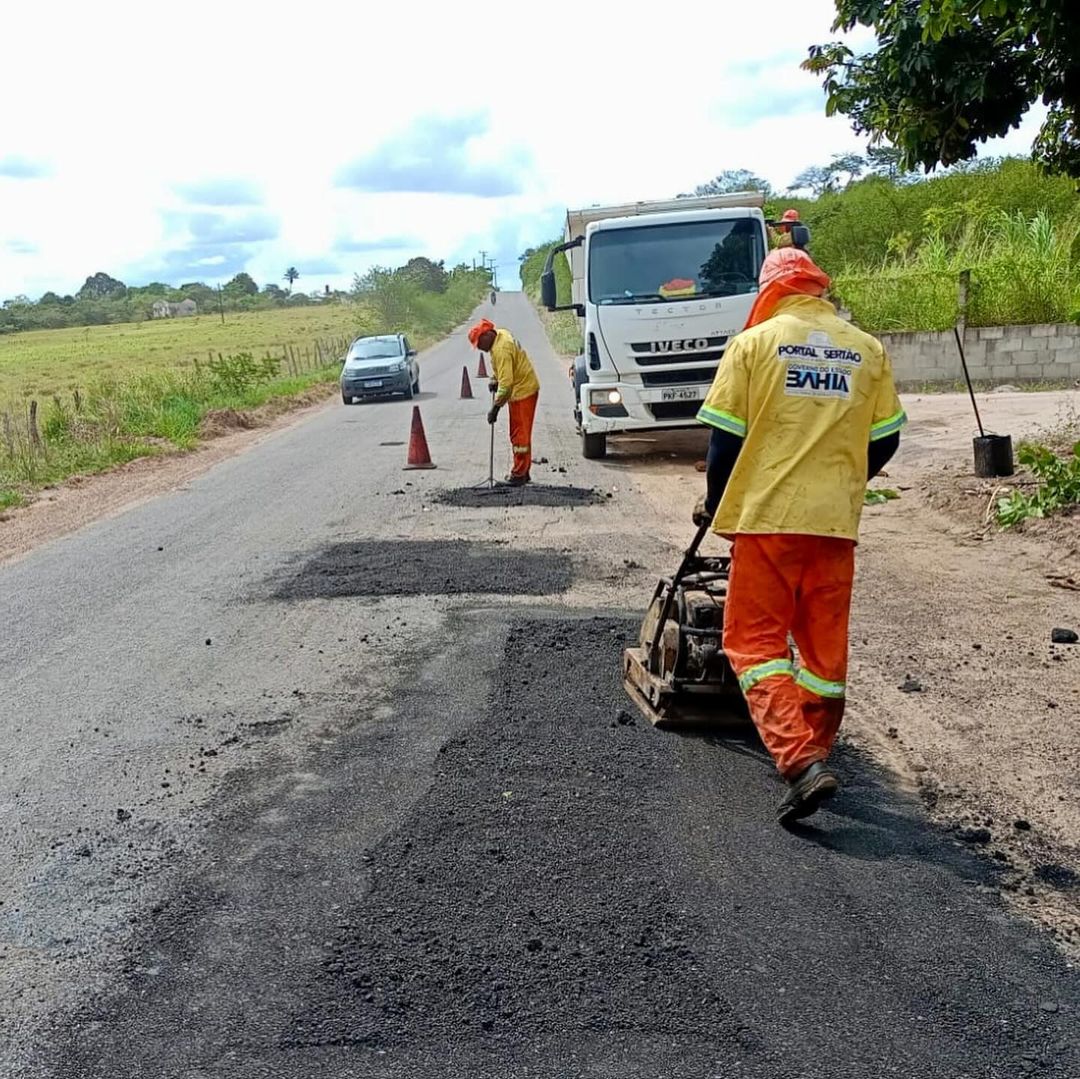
[791,224,810,250]
[540,270,557,310]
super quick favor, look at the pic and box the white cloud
[0,0,1047,299]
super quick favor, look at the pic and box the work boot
[504,472,530,486]
[777,761,839,826]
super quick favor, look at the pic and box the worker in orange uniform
[695,247,905,825]
[773,208,801,248]
[468,318,540,486]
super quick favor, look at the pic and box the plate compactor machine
[623,523,750,729]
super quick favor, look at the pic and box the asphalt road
[3,293,1079,1078]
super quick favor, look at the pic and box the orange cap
[468,318,495,348]
[780,208,799,223]
[743,248,830,329]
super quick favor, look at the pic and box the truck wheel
[404,381,415,400]
[342,392,353,405]
[582,431,607,459]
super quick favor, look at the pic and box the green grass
[833,211,1080,333]
[520,243,583,357]
[0,304,377,409]
[0,489,25,510]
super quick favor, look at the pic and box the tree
[680,169,775,199]
[865,144,915,182]
[397,256,448,293]
[261,283,287,303]
[787,154,866,195]
[805,1,1080,178]
[788,165,835,197]
[77,271,126,300]
[39,291,61,305]
[224,272,259,296]
[283,266,300,293]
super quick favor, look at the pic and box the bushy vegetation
[997,442,1080,528]
[773,158,1080,332]
[519,245,581,356]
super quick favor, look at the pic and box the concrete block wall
[877,323,1080,386]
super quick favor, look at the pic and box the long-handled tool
[623,524,749,729]
[470,375,500,493]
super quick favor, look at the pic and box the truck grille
[648,401,703,421]
[640,366,717,388]
[634,347,726,368]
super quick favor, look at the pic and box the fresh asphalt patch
[433,485,608,509]
[273,539,573,599]
[41,614,1080,1079]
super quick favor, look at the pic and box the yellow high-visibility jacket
[490,329,540,403]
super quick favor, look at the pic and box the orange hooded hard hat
[780,208,799,223]
[467,318,495,348]
[743,247,830,330]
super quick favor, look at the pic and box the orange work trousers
[723,534,855,779]
[508,392,538,479]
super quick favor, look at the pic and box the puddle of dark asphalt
[274,539,573,599]
[433,485,607,509]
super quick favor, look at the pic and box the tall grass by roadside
[833,211,1080,333]
[519,246,582,357]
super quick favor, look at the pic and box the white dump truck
[540,193,806,459]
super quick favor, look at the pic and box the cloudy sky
[0,0,1042,300]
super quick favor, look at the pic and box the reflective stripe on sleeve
[869,409,907,441]
[796,668,846,699]
[738,658,795,693]
[696,404,747,437]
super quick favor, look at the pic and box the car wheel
[404,381,415,400]
[412,374,421,394]
[342,392,353,405]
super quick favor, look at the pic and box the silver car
[340,334,420,403]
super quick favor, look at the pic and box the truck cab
[541,193,771,459]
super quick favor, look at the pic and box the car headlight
[392,360,407,372]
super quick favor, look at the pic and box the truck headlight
[590,389,622,405]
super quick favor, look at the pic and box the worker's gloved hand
[692,496,715,527]
[488,379,499,394]
[487,404,501,425]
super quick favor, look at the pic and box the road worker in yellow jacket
[695,247,906,825]
[468,318,540,486]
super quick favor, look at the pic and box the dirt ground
[4,380,1080,956]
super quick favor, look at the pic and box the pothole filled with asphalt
[433,485,608,509]
[274,539,574,599]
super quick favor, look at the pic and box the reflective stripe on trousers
[723,533,854,779]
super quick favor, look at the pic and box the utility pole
[217,284,225,325]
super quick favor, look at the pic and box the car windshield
[348,338,402,361]
[588,219,764,305]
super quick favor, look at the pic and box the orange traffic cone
[403,406,436,470]
[460,366,474,399]
[477,354,488,379]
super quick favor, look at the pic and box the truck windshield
[588,219,764,305]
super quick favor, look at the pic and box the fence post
[28,400,41,450]
[957,269,971,336]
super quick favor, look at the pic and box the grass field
[0,304,377,408]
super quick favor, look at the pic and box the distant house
[151,299,198,319]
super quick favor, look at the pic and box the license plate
[660,387,701,402]
[364,380,383,389]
